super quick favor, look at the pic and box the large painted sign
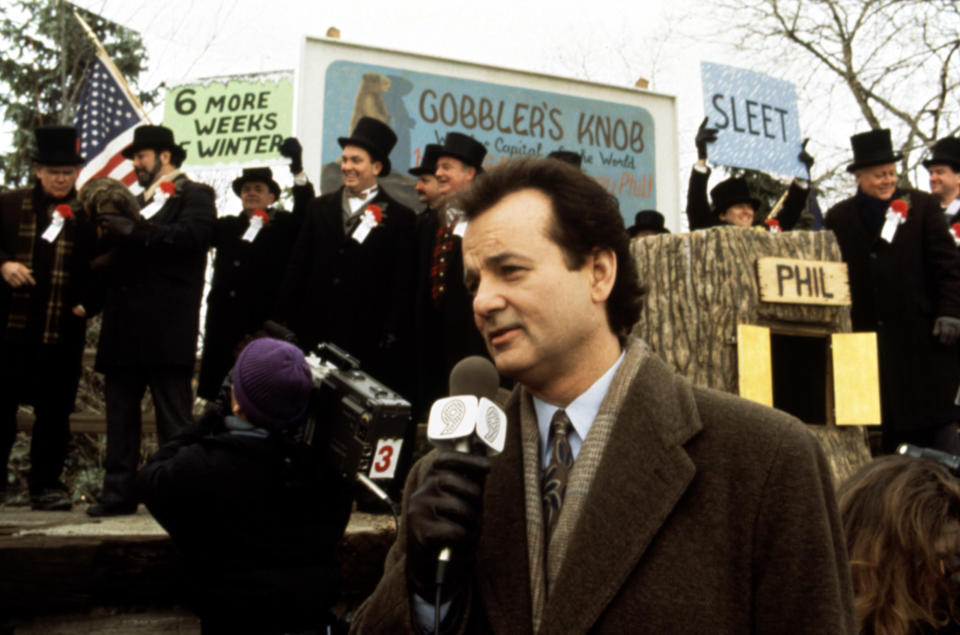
[298,39,678,229]
[162,72,294,167]
[701,62,805,178]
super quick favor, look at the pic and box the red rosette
[159,181,176,196]
[366,204,382,223]
[953,223,960,239]
[764,218,780,232]
[252,209,269,224]
[890,199,908,219]
[55,204,74,220]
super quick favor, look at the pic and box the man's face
[435,156,476,198]
[132,149,165,187]
[415,174,442,207]
[928,164,960,204]
[240,181,276,213]
[719,203,755,228]
[856,163,898,200]
[340,145,381,194]
[463,188,613,394]
[35,165,78,199]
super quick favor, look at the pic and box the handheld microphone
[426,356,507,579]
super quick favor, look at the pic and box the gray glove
[934,316,960,346]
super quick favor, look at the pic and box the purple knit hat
[232,338,313,430]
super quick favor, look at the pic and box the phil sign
[162,72,293,166]
[298,39,679,229]
[701,62,805,178]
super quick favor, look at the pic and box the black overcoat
[95,177,215,370]
[275,186,416,396]
[825,187,960,431]
[0,185,97,379]
[197,207,303,398]
[412,208,488,420]
[136,415,352,630]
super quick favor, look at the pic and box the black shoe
[85,502,137,517]
[30,488,73,511]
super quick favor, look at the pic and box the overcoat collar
[476,342,702,633]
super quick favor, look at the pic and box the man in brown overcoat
[351,157,855,633]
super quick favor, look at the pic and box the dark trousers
[100,365,194,506]
[0,343,80,494]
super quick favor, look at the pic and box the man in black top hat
[412,132,491,423]
[410,144,443,213]
[687,118,812,230]
[0,126,98,510]
[627,210,670,238]
[547,150,583,169]
[88,124,216,517]
[197,167,304,400]
[275,117,416,399]
[826,128,960,454]
[923,137,960,224]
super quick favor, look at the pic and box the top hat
[32,126,85,166]
[121,125,187,165]
[923,137,960,172]
[232,167,281,199]
[409,144,442,177]
[338,117,397,177]
[547,150,582,169]
[627,210,669,237]
[846,129,902,173]
[710,177,761,216]
[437,132,486,171]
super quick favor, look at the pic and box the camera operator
[137,337,353,634]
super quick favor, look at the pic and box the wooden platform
[0,505,397,620]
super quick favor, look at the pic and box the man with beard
[412,133,490,423]
[88,125,215,517]
[0,126,97,510]
[197,167,303,401]
[826,129,960,454]
[409,144,443,213]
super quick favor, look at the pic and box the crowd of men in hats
[6,100,960,630]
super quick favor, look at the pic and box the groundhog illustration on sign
[349,72,392,133]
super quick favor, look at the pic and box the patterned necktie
[542,409,574,542]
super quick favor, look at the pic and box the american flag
[74,53,146,189]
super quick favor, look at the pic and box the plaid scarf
[5,190,74,345]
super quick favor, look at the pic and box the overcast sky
[3,0,888,211]
[67,0,736,170]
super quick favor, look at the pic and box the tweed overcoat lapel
[474,387,535,633]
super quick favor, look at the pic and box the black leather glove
[934,316,960,346]
[280,137,304,175]
[695,117,718,160]
[406,451,491,601]
[97,213,139,238]
[798,138,815,174]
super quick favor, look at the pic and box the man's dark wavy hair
[459,157,645,338]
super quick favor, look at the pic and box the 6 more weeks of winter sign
[700,62,806,179]
[162,71,294,167]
